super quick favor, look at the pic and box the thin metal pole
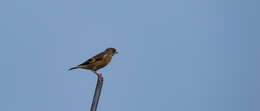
[90,76,104,111]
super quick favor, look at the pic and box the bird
[69,48,118,77]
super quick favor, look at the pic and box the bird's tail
[69,67,78,70]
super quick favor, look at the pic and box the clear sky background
[0,0,259,111]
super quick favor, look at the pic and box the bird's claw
[96,73,104,81]
[97,73,102,78]
[92,71,103,78]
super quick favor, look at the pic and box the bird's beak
[115,51,118,54]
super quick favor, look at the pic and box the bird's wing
[78,52,106,66]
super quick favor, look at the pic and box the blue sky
[0,0,259,111]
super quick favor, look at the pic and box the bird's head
[105,48,118,55]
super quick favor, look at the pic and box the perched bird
[69,48,118,77]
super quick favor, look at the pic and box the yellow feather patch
[89,58,96,63]
[77,65,89,69]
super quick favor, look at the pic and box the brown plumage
[69,48,118,77]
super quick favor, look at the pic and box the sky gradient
[0,0,259,111]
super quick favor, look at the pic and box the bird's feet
[92,71,103,78]
[96,73,102,78]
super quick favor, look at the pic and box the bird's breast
[104,55,112,64]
